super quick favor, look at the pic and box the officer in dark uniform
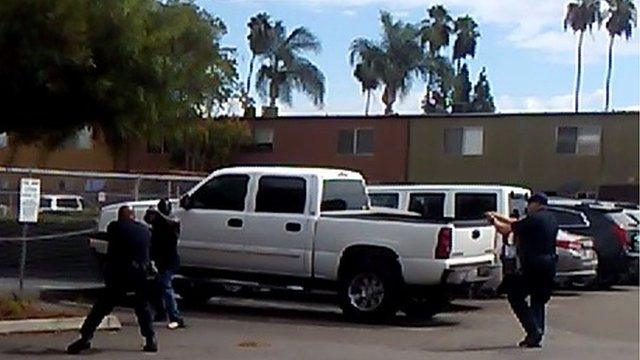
[487,193,558,348]
[144,199,185,329]
[67,206,157,354]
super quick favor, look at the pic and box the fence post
[19,223,28,292]
[133,177,141,201]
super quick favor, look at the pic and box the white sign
[19,178,41,223]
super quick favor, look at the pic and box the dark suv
[548,198,633,287]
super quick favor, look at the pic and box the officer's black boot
[67,337,91,354]
[143,336,158,352]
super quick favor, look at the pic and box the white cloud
[342,9,357,17]
[496,88,607,112]
[233,0,640,60]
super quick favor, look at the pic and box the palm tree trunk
[246,54,256,97]
[605,35,614,112]
[269,55,278,108]
[365,90,371,116]
[574,31,585,113]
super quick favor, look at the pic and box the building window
[253,128,274,151]
[444,126,483,155]
[556,126,601,155]
[0,133,7,149]
[63,126,93,150]
[337,129,374,155]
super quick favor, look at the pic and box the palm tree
[452,15,480,72]
[564,0,602,112]
[246,13,273,99]
[255,21,325,111]
[352,61,379,116]
[350,11,423,115]
[419,5,453,110]
[603,0,637,111]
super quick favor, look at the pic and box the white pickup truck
[90,167,496,321]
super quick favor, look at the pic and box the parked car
[39,195,84,213]
[90,167,497,322]
[548,198,632,287]
[368,184,531,294]
[555,229,598,287]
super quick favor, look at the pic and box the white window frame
[444,126,484,156]
[555,125,601,156]
[338,128,374,156]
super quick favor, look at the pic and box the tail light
[556,239,582,251]
[613,224,630,248]
[436,228,452,259]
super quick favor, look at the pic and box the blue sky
[200,0,639,115]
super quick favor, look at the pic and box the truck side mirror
[179,194,192,210]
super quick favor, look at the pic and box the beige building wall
[407,112,639,194]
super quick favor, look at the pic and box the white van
[367,184,531,220]
[368,184,531,295]
[39,195,84,213]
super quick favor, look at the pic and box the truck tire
[338,256,401,322]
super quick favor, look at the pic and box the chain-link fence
[0,167,203,292]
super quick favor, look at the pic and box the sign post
[18,177,40,292]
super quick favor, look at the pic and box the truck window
[190,175,249,211]
[369,193,399,209]
[58,198,80,209]
[256,176,306,214]
[321,180,368,211]
[409,193,445,219]
[454,193,497,220]
[40,198,52,208]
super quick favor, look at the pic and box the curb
[0,315,121,335]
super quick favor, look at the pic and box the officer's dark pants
[80,274,154,340]
[507,255,556,340]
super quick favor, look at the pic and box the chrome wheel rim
[348,273,385,312]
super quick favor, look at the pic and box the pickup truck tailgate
[450,222,495,259]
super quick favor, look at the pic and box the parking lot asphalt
[0,285,637,360]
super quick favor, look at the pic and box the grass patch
[0,294,84,321]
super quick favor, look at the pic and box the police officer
[67,206,157,354]
[487,193,558,348]
[144,199,185,330]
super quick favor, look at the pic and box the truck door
[241,175,314,276]
[175,174,250,271]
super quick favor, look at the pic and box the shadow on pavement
[429,344,522,353]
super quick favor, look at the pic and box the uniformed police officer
[67,206,157,354]
[487,193,558,348]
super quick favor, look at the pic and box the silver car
[555,229,598,287]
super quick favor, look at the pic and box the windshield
[321,180,369,212]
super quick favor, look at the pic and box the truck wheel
[338,257,400,322]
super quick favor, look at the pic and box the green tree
[254,20,325,111]
[352,61,379,116]
[350,11,423,115]
[245,13,273,102]
[603,0,637,111]
[169,118,250,171]
[564,0,602,112]
[452,15,480,72]
[419,5,454,111]
[0,0,238,168]
[451,64,472,113]
[470,68,495,113]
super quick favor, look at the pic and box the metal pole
[167,180,172,199]
[19,223,28,292]
[134,177,141,201]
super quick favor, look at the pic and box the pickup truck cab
[91,167,496,321]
